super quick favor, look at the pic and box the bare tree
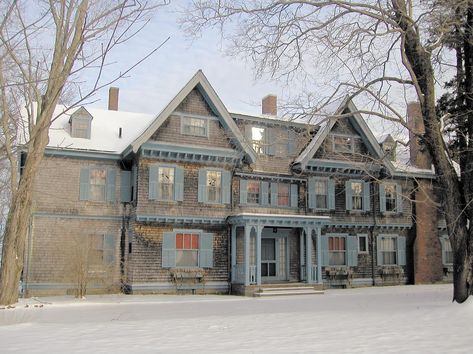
[0,0,169,305]
[182,0,473,303]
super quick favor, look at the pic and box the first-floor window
[88,234,115,266]
[380,236,397,265]
[247,181,260,204]
[444,238,453,264]
[329,236,346,265]
[206,171,222,203]
[89,168,106,201]
[176,233,199,267]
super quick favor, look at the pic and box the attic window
[181,116,208,137]
[70,107,92,139]
[332,135,353,153]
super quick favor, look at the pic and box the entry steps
[254,286,324,297]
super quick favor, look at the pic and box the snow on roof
[47,105,155,154]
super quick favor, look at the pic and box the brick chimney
[407,102,431,169]
[262,94,277,116]
[108,87,119,111]
[407,101,443,284]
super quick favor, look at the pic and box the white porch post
[305,227,313,284]
[231,225,237,282]
[244,225,250,286]
[256,225,263,285]
[299,229,305,281]
[316,226,322,284]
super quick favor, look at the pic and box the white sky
[81,3,286,117]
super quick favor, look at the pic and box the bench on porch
[170,268,205,294]
[325,266,354,287]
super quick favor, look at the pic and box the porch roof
[227,213,330,227]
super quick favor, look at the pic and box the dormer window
[70,106,92,139]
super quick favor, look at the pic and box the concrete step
[259,286,316,292]
[254,289,324,297]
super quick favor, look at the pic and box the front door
[261,238,277,278]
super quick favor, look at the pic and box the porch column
[305,227,313,284]
[256,225,263,285]
[316,226,322,284]
[231,225,237,282]
[299,229,305,280]
[244,225,251,286]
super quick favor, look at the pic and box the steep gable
[128,70,256,163]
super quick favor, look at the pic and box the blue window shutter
[345,181,352,211]
[239,179,248,205]
[266,128,275,155]
[328,179,336,210]
[377,235,383,266]
[221,171,231,204]
[261,181,269,206]
[174,167,184,201]
[106,170,116,202]
[287,130,296,155]
[363,182,370,211]
[148,165,158,200]
[103,234,115,264]
[198,169,207,203]
[290,184,298,208]
[320,236,329,266]
[79,167,90,200]
[132,165,137,202]
[396,183,403,213]
[199,233,214,268]
[397,236,406,266]
[270,183,279,207]
[379,183,386,213]
[120,171,131,203]
[347,236,358,267]
[308,177,315,209]
[162,232,176,268]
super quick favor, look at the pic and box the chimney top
[108,87,119,111]
[262,94,277,116]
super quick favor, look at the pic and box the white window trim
[180,114,210,138]
[357,234,369,254]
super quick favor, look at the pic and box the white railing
[301,264,318,282]
[311,264,318,283]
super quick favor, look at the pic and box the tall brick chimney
[407,101,443,284]
[108,87,119,111]
[407,102,431,169]
[262,94,277,116]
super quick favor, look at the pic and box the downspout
[24,214,33,297]
[370,194,377,287]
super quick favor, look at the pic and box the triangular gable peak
[128,70,256,163]
[293,98,395,174]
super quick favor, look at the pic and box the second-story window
[247,181,260,204]
[351,181,363,211]
[89,168,107,201]
[277,183,290,207]
[159,167,175,201]
[251,126,266,154]
[315,179,328,209]
[182,116,208,137]
[384,183,397,212]
[206,171,222,203]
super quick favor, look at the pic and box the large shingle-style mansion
[22,71,451,296]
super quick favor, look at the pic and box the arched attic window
[70,106,93,139]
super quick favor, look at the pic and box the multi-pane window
[315,179,328,209]
[278,183,290,207]
[251,127,266,154]
[206,171,222,203]
[247,181,260,204]
[385,183,397,212]
[351,181,363,211]
[72,117,91,139]
[159,167,175,201]
[328,236,346,265]
[380,237,397,265]
[175,233,199,267]
[89,168,106,201]
[444,239,453,264]
[333,135,353,153]
[182,116,207,137]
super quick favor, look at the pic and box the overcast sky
[82,3,286,117]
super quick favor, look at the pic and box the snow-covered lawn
[0,284,471,353]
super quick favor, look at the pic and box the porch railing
[233,264,257,284]
[249,265,257,284]
[301,264,318,282]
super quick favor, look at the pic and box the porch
[228,213,330,288]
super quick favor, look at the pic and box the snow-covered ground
[0,284,471,353]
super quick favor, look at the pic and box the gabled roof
[69,106,93,122]
[293,97,393,172]
[128,70,257,163]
